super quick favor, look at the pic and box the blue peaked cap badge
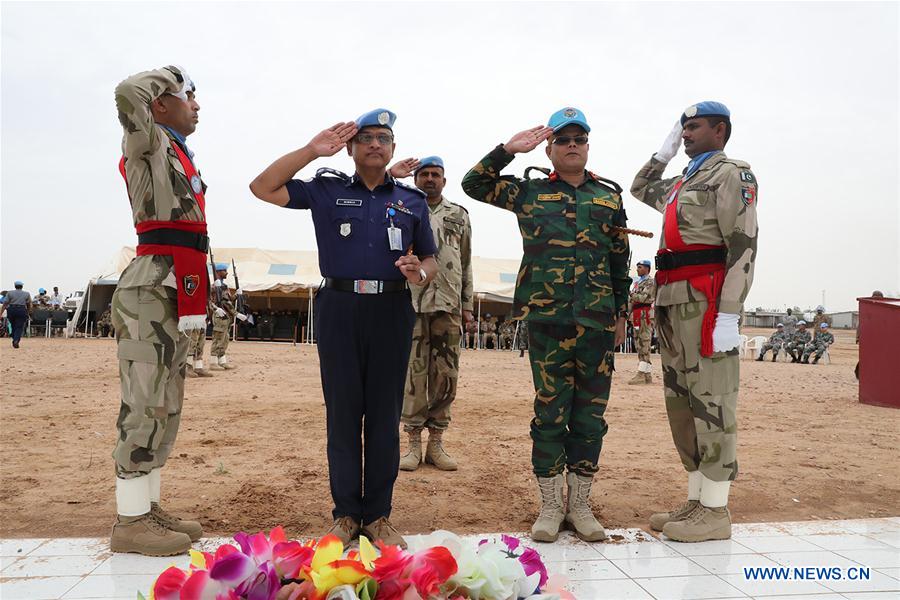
[355,108,397,131]
[548,107,590,133]
[681,101,731,126]
[415,156,444,174]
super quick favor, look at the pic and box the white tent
[71,247,522,341]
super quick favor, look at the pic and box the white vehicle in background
[65,290,85,311]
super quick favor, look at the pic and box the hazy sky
[2,1,898,312]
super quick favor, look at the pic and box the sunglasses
[551,135,589,146]
[355,133,394,145]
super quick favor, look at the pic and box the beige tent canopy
[72,247,521,339]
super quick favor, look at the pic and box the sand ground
[2,327,897,539]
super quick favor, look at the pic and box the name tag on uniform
[387,225,403,251]
[592,196,619,209]
[537,193,563,201]
[336,198,363,207]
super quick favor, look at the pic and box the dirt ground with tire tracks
[1,327,897,540]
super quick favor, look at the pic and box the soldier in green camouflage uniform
[390,156,474,473]
[631,102,758,542]
[517,320,529,357]
[210,263,236,370]
[628,260,657,384]
[756,323,786,361]
[462,107,630,543]
[785,321,811,362]
[802,322,834,363]
[109,65,205,556]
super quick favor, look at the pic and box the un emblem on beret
[684,105,698,118]
[563,108,577,118]
[190,175,202,194]
[378,112,389,125]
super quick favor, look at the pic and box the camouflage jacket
[499,321,515,337]
[462,145,631,329]
[630,153,758,314]
[782,314,798,336]
[213,280,236,317]
[35,294,51,307]
[410,196,474,314]
[628,275,656,312]
[812,331,834,346]
[812,313,832,332]
[114,66,207,290]
[768,330,787,344]
[790,329,811,346]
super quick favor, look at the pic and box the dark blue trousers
[7,305,28,345]
[315,287,415,524]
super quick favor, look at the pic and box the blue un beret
[637,260,652,268]
[14,280,23,286]
[415,156,444,174]
[548,106,590,133]
[355,108,397,131]
[681,101,731,126]
[215,262,228,271]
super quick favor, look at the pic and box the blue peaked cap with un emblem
[214,262,228,271]
[415,156,444,174]
[355,108,397,131]
[681,101,731,126]
[637,260,651,268]
[548,107,590,133]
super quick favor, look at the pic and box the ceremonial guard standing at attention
[628,259,657,384]
[250,109,438,549]
[631,101,758,542]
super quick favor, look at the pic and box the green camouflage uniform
[628,275,656,364]
[210,280,235,357]
[403,196,473,432]
[111,65,205,478]
[462,145,631,477]
[758,329,786,359]
[782,314,798,337]
[802,330,834,361]
[786,328,811,360]
[631,153,758,483]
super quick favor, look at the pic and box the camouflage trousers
[759,340,783,358]
[210,314,232,357]
[111,285,189,478]
[403,311,462,431]
[635,321,653,364]
[802,342,829,361]
[188,327,206,359]
[528,320,616,478]
[784,341,805,360]
[657,301,739,483]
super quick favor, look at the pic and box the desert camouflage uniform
[111,65,205,478]
[35,293,52,307]
[480,318,498,349]
[629,275,656,364]
[782,314,798,337]
[462,146,631,477]
[188,305,210,363]
[98,307,114,338]
[802,330,834,362]
[631,153,758,482]
[811,312,832,333]
[403,196,473,432]
[785,328,811,361]
[758,329,786,359]
[499,320,515,349]
[210,280,235,358]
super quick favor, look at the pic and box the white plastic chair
[743,335,767,360]
[738,334,749,358]
[820,349,831,365]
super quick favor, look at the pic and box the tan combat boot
[185,361,198,378]
[218,355,236,370]
[643,372,652,383]
[110,513,192,556]
[194,360,213,377]
[662,505,731,542]
[425,428,457,471]
[627,372,646,385]
[531,474,565,542]
[399,428,423,472]
[565,472,607,542]
[151,502,203,542]
[361,516,407,549]
[649,500,700,532]
[325,516,360,546]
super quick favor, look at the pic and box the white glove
[235,312,248,322]
[712,312,741,353]
[168,65,195,101]
[214,279,222,288]
[214,307,227,318]
[236,288,244,296]
[654,120,684,164]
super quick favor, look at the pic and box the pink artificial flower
[500,534,521,553]
[151,566,188,600]
[272,541,315,579]
[518,546,548,589]
[408,546,457,598]
[238,561,281,600]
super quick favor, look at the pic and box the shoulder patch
[739,170,756,183]
[315,167,350,181]
[741,186,757,206]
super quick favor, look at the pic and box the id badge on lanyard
[386,205,403,251]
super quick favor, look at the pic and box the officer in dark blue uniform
[250,109,438,549]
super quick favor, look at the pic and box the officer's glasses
[551,135,589,146]
[355,133,394,146]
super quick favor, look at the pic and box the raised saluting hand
[503,125,554,155]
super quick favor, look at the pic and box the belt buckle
[354,280,380,294]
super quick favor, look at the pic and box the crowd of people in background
[756,306,835,364]
[0,282,73,346]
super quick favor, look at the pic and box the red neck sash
[119,138,208,331]
[656,177,726,357]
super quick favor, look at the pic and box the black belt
[137,229,210,253]
[656,248,727,271]
[324,278,408,294]
[632,303,652,309]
